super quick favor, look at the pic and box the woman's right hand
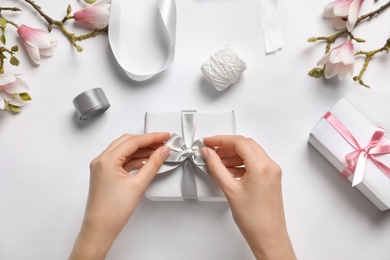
[200,136,296,260]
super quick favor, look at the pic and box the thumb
[201,147,235,191]
[136,146,171,189]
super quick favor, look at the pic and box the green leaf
[308,67,324,78]
[11,45,19,52]
[20,92,32,101]
[354,38,365,43]
[4,101,10,110]
[0,33,6,45]
[67,4,72,14]
[10,104,21,113]
[84,0,97,3]
[0,18,6,30]
[5,101,21,112]
[10,56,19,66]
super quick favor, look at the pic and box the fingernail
[200,147,209,158]
[160,146,171,158]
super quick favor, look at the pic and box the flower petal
[334,18,347,29]
[0,73,16,85]
[324,63,339,79]
[23,42,41,65]
[5,77,29,94]
[333,0,353,17]
[39,47,54,57]
[0,94,5,109]
[317,52,330,66]
[337,63,354,80]
[339,42,354,64]
[18,25,54,49]
[329,46,342,63]
[2,92,24,106]
[74,4,110,29]
[347,0,363,31]
[323,8,337,18]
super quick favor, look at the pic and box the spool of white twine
[201,45,247,91]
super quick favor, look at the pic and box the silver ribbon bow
[157,111,210,200]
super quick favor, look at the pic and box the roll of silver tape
[73,88,110,121]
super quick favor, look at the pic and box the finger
[200,147,237,192]
[123,158,147,172]
[102,134,135,154]
[227,168,246,178]
[130,148,158,159]
[147,143,167,150]
[221,155,244,168]
[215,147,238,158]
[204,135,272,168]
[135,146,171,189]
[110,133,170,163]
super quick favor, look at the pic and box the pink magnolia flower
[17,25,58,65]
[74,0,110,30]
[0,72,29,109]
[323,0,364,31]
[317,41,355,80]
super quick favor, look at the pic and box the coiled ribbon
[157,111,210,201]
[323,112,390,187]
[109,0,176,81]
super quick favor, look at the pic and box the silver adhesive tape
[73,88,110,121]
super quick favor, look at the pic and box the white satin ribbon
[260,0,283,53]
[109,0,176,81]
[157,111,211,201]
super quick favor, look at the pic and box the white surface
[1,0,390,259]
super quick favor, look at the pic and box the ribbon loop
[323,112,390,186]
[157,111,210,200]
[109,0,176,81]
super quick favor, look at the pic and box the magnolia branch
[353,38,390,88]
[22,0,108,51]
[308,1,390,87]
[0,7,22,12]
[308,1,390,49]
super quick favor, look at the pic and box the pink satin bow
[323,112,390,186]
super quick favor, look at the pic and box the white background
[1,0,390,259]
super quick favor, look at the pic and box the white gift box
[309,99,390,211]
[144,111,236,201]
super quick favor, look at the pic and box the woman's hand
[201,135,296,260]
[70,133,171,260]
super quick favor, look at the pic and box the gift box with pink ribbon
[144,110,236,201]
[309,99,390,211]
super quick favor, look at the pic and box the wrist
[69,234,108,260]
[69,221,117,260]
[249,231,296,260]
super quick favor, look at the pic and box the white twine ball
[201,45,247,91]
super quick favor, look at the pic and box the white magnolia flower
[317,40,355,80]
[323,0,364,31]
[17,24,58,65]
[0,72,29,109]
[74,0,111,29]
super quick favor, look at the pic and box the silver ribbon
[72,88,110,121]
[109,0,177,81]
[157,111,210,200]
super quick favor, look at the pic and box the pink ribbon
[323,112,390,186]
